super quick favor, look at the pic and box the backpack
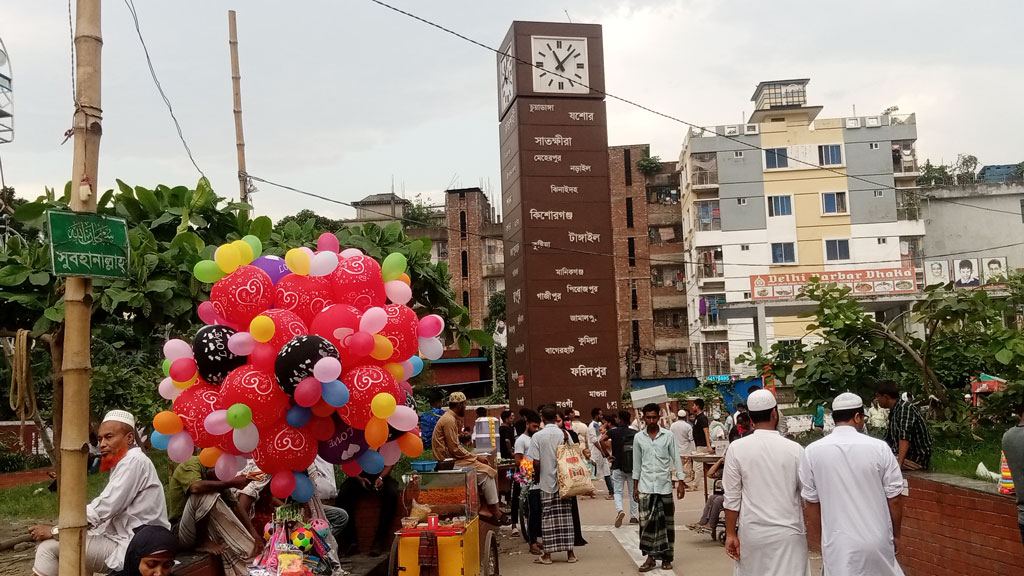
[618,429,638,474]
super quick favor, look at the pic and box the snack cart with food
[388,468,499,576]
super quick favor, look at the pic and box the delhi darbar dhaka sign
[48,211,130,279]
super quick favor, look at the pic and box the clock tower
[497,21,619,414]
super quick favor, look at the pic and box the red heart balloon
[309,304,362,367]
[217,365,289,429]
[275,273,335,325]
[377,304,420,364]
[210,265,274,327]
[252,420,318,475]
[331,255,385,312]
[336,364,400,429]
[173,383,221,447]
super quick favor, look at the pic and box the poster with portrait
[924,260,950,287]
[952,259,981,288]
[982,257,1008,285]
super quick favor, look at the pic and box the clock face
[498,42,516,112]
[530,36,589,94]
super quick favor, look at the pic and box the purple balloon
[251,255,290,285]
[318,416,368,464]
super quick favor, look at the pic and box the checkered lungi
[540,490,574,553]
[638,493,675,561]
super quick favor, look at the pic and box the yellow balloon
[231,239,255,265]
[250,315,276,343]
[215,244,242,274]
[285,248,311,276]
[371,392,397,420]
[383,362,405,383]
[365,416,389,449]
[172,374,197,390]
[370,334,394,361]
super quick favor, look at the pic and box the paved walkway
[497,480,823,575]
[0,467,52,489]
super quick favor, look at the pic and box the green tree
[483,291,506,402]
[636,155,662,177]
[402,193,442,229]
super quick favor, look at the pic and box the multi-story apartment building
[610,145,690,389]
[679,79,924,378]
[445,187,505,329]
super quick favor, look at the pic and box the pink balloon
[294,377,323,408]
[167,432,195,463]
[169,357,198,382]
[214,452,240,481]
[204,410,232,436]
[339,248,363,259]
[417,314,444,338]
[163,339,192,362]
[384,280,412,305]
[317,232,340,254]
[400,360,414,379]
[300,247,315,261]
[227,332,256,356]
[380,440,402,466]
[197,301,219,325]
[313,356,342,383]
[309,251,339,277]
[270,471,296,499]
[360,307,388,334]
[347,331,375,357]
[387,405,419,432]
[159,377,182,400]
[419,336,443,361]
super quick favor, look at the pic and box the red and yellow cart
[388,468,499,576]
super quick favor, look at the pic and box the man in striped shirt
[875,380,932,470]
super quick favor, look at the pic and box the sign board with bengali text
[48,211,130,279]
[749,268,916,301]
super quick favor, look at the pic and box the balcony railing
[693,201,721,232]
[697,261,724,280]
[894,159,919,175]
[691,171,719,187]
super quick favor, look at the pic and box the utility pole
[228,10,248,205]
[61,1,101,575]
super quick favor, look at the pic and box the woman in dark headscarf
[110,525,178,576]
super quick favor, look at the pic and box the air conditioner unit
[724,125,740,136]
[744,124,759,135]
[865,116,881,128]
[845,118,861,129]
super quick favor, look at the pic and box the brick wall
[446,188,492,329]
[900,472,1023,575]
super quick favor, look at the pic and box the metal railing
[691,171,719,187]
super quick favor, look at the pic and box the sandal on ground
[568,555,578,563]
[638,558,657,573]
[533,557,553,565]
[661,562,673,570]
[529,544,544,555]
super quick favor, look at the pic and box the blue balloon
[291,471,314,503]
[321,379,350,408]
[151,430,170,451]
[358,449,385,475]
[286,404,313,428]
[409,356,424,378]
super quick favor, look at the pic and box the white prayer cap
[747,389,777,411]
[102,409,136,428]
[677,409,687,418]
[832,392,864,411]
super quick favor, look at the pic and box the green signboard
[48,210,130,279]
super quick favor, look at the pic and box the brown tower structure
[497,21,620,413]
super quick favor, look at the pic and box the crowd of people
[24,376,1023,576]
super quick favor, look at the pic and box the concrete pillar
[754,303,768,349]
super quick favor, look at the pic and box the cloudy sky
[2,0,1021,222]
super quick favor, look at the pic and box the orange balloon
[311,398,335,418]
[398,432,424,458]
[153,410,183,435]
[370,334,394,361]
[365,417,389,450]
[199,446,222,467]
[383,363,405,383]
[398,273,411,286]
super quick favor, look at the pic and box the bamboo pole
[228,10,248,206]
[60,2,101,575]
[51,324,65,483]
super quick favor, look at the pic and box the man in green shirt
[632,403,686,572]
[167,455,264,576]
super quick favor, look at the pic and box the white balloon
[233,423,259,453]
[419,336,443,361]
[158,377,182,400]
[309,251,339,277]
[340,248,363,259]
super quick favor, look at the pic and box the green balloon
[226,403,253,429]
[381,252,407,282]
[162,358,172,377]
[242,235,263,259]
[194,260,226,284]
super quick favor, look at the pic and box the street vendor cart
[388,468,499,576]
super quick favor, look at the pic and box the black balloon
[192,325,246,385]
[275,335,340,395]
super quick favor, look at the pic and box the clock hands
[556,48,577,72]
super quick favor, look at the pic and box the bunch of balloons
[151,232,445,502]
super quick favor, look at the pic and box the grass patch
[929,429,1005,480]
[0,472,110,520]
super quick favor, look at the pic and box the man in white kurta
[723,390,810,576]
[799,392,905,576]
[31,410,169,576]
